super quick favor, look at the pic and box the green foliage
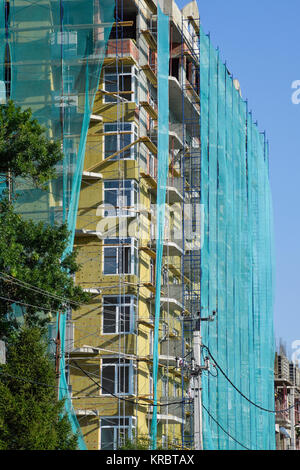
[0,196,90,337]
[118,436,167,450]
[0,100,87,450]
[0,101,62,187]
[0,326,78,450]
[118,436,150,450]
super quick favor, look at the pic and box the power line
[0,339,186,406]
[203,344,297,414]
[0,369,71,393]
[202,404,252,450]
[0,294,57,313]
[0,272,85,308]
[70,360,189,408]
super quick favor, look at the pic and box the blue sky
[176,0,300,355]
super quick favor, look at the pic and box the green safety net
[199,27,275,450]
[2,0,115,450]
[150,1,170,449]
[0,0,4,96]
[0,1,5,196]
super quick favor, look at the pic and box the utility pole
[192,330,203,450]
[55,312,61,400]
[192,310,216,450]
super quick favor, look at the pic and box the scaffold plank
[141,30,157,51]
[140,101,158,120]
[141,64,158,88]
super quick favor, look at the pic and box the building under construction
[274,347,300,450]
[0,0,275,450]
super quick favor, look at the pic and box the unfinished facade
[68,0,200,450]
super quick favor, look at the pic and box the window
[102,295,137,334]
[104,179,138,217]
[100,417,136,450]
[104,122,138,160]
[103,238,138,275]
[104,66,138,103]
[101,358,135,396]
[50,31,77,59]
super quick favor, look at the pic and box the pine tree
[0,327,78,450]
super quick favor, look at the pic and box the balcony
[69,345,99,357]
[171,43,199,67]
[163,238,184,256]
[169,76,200,135]
[160,336,185,359]
[146,122,184,151]
[160,284,184,310]
[169,122,184,150]
[165,177,184,204]
[145,175,184,204]
[104,39,139,66]
[82,170,103,181]
[75,228,102,238]
[147,397,185,425]
[148,238,184,257]
[75,409,99,417]
[157,355,177,366]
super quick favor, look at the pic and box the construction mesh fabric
[0,1,5,196]
[2,0,115,450]
[150,1,170,449]
[199,27,275,450]
[0,0,4,96]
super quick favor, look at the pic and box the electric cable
[203,344,297,414]
[0,272,86,308]
[0,294,58,312]
[0,369,73,393]
[202,404,251,450]
[71,360,189,408]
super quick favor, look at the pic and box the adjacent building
[275,349,300,450]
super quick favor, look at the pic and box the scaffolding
[0,0,275,452]
[61,0,191,451]
[187,15,275,451]
[0,0,116,451]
